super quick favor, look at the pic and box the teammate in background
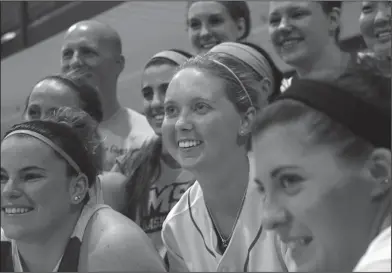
[186,1,251,55]
[358,1,391,77]
[251,67,391,272]
[268,2,354,92]
[101,50,195,262]
[23,69,104,204]
[1,107,166,272]
[61,20,154,171]
[23,69,103,123]
[160,51,287,271]
[210,41,283,104]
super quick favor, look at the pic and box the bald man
[61,20,154,171]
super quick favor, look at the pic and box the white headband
[148,50,189,66]
[210,42,275,93]
[5,129,81,174]
[212,59,254,107]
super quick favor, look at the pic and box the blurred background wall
[1,1,365,135]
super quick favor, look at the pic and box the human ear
[69,173,89,204]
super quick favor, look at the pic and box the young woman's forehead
[29,81,80,107]
[1,136,56,171]
[166,68,226,102]
[142,64,178,85]
[188,1,228,18]
[269,1,314,13]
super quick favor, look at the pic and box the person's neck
[16,210,81,272]
[102,100,122,123]
[161,142,181,169]
[194,149,250,217]
[373,192,392,238]
[296,42,350,79]
[99,82,122,122]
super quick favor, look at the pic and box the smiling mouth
[286,236,313,248]
[285,236,313,259]
[2,207,34,215]
[200,41,220,50]
[153,114,164,121]
[376,30,391,42]
[178,139,203,148]
[279,38,303,49]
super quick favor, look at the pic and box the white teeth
[178,140,202,148]
[155,115,164,120]
[287,238,308,249]
[377,31,391,39]
[4,208,32,214]
[201,43,218,49]
[282,40,299,49]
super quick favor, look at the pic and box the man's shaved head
[61,20,125,99]
[65,20,122,55]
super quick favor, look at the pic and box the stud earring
[74,196,80,201]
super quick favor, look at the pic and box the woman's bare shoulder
[80,208,166,271]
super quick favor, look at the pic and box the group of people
[1,1,391,272]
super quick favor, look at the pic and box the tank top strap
[0,240,13,272]
[71,203,110,241]
[57,203,110,272]
[0,204,110,272]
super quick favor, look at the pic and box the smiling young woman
[186,1,251,55]
[251,66,391,272]
[23,69,103,123]
[267,1,357,91]
[100,49,195,265]
[358,1,391,77]
[0,107,166,272]
[160,47,288,271]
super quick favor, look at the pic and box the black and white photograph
[1,1,391,272]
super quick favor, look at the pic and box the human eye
[188,19,201,30]
[278,173,304,195]
[0,171,8,184]
[27,107,41,120]
[193,102,211,115]
[21,172,42,182]
[361,2,374,14]
[209,15,224,26]
[80,46,98,57]
[290,8,308,19]
[269,14,281,26]
[164,104,179,118]
[142,88,153,100]
[62,49,73,60]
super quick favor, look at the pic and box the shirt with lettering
[98,107,154,171]
[140,161,195,257]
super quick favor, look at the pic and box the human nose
[175,110,193,132]
[151,91,164,109]
[69,51,84,69]
[277,16,292,32]
[2,178,22,200]
[199,23,211,38]
[374,5,391,26]
[261,196,289,231]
